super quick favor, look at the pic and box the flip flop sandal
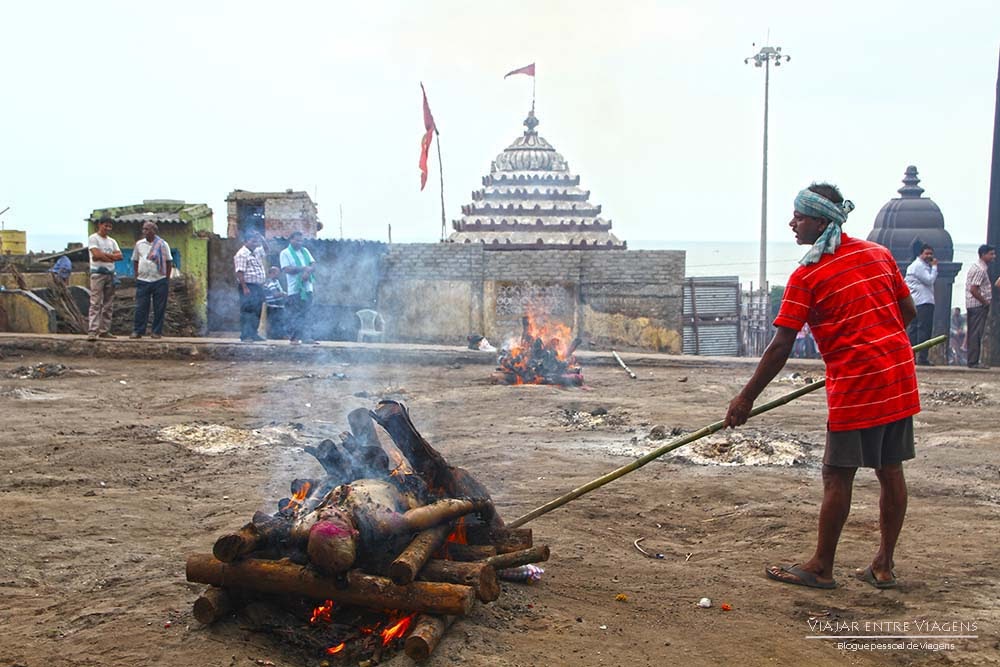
[855,565,897,589]
[766,564,837,589]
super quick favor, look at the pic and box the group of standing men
[87,218,172,342]
[84,221,318,343]
[903,241,999,368]
[233,231,317,344]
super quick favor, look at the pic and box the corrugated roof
[114,212,184,224]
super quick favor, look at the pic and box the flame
[310,599,335,625]
[325,642,346,655]
[498,311,579,385]
[380,614,415,645]
[447,518,468,545]
[281,482,312,511]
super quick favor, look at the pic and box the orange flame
[281,481,313,514]
[310,599,335,625]
[325,642,346,655]
[500,312,579,385]
[447,518,468,545]
[380,614,415,645]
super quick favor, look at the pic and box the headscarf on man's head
[795,188,856,265]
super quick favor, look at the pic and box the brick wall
[377,245,684,351]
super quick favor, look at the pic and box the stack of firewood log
[186,401,549,663]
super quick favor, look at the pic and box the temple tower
[868,166,962,360]
[448,110,624,248]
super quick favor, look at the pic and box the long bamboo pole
[508,335,947,529]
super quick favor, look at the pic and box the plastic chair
[356,309,385,342]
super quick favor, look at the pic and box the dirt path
[1,352,997,666]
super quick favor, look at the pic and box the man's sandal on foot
[855,565,897,589]
[765,565,836,589]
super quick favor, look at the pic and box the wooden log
[399,499,491,533]
[213,523,259,563]
[192,586,232,625]
[611,349,637,379]
[389,524,452,585]
[185,554,474,616]
[213,514,293,562]
[418,559,500,602]
[372,498,491,536]
[347,407,381,447]
[372,400,503,529]
[491,528,533,554]
[434,543,496,561]
[486,545,550,571]
[404,614,456,662]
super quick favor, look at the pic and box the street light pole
[745,44,790,294]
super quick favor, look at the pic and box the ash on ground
[926,389,989,406]
[663,429,816,466]
[671,430,814,466]
[559,407,631,431]
[158,422,307,455]
[0,386,61,401]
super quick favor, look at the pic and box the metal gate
[740,288,772,357]
[683,277,741,356]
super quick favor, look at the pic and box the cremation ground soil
[1,353,998,667]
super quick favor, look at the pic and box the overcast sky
[2,0,999,264]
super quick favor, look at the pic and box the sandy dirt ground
[1,349,998,667]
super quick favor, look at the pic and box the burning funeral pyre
[186,401,549,663]
[493,314,583,386]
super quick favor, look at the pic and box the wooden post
[185,554,475,616]
[212,523,260,562]
[486,545,550,570]
[418,559,500,602]
[192,586,232,625]
[405,614,456,661]
[389,524,452,585]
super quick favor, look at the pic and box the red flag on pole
[503,63,535,78]
[419,83,437,191]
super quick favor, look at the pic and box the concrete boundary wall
[0,290,57,334]
[379,244,684,352]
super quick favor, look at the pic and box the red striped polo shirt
[774,234,920,431]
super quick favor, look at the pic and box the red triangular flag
[419,83,437,191]
[504,63,535,79]
[421,82,437,133]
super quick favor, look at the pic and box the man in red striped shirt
[725,183,918,590]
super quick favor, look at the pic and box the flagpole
[532,74,536,112]
[436,131,446,242]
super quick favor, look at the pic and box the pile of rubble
[6,362,69,379]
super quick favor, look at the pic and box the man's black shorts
[824,416,915,469]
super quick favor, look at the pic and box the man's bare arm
[898,294,917,326]
[724,326,797,428]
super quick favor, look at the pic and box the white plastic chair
[356,309,385,342]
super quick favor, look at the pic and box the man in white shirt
[965,244,997,368]
[279,231,318,344]
[904,244,938,365]
[87,217,123,341]
[233,232,268,342]
[130,221,172,339]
